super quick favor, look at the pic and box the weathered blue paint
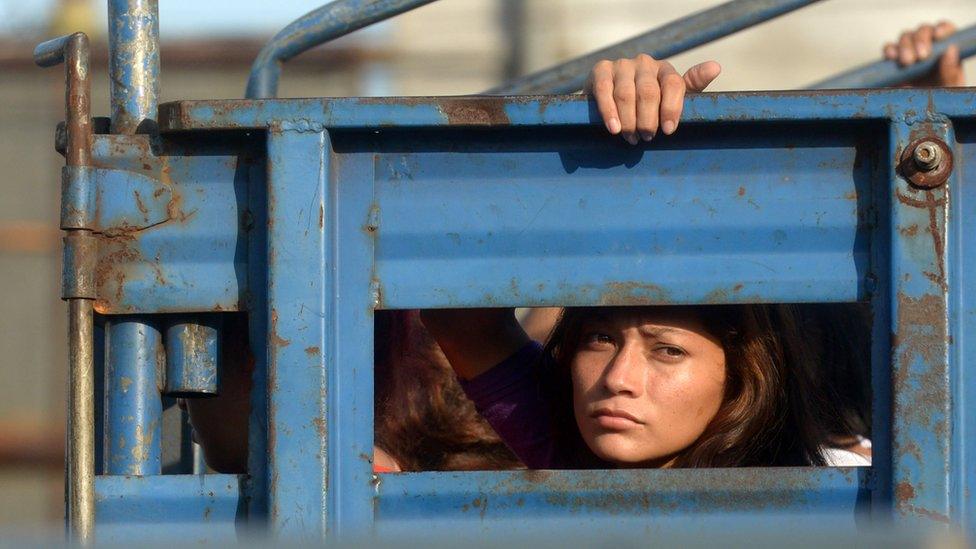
[376,468,868,537]
[95,474,241,543]
[87,134,248,315]
[812,24,976,89]
[104,317,162,476]
[264,129,331,538]
[159,89,976,131]
[888,120,952,525]
[950,121,976,529]
[164,315,221,396]
[245,0,437,99]
[82,89,976,540]
[107,0,159,134]
[487,0,824,94]
[60,166,170,233]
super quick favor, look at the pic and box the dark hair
[374,310,521,471]
[540,304,858,468]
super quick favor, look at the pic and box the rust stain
[599,282,670,306]
[269,309,291,348]
[899,224,919,237]
[133,190,149,217]
[312,417,326,438]
[440,98,510,126]
[318,205,324,229]
[737,186,745,197]
[304,346,320,356]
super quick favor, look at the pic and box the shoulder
[820,447,871,467]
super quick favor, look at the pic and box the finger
[898,31,916,66]
[883,43,897,60]
[934,20,957,41]
[913,24,934,60]
[589,60,621,135]
[657,61,685,136]
[612,59,639,145]
[682,60,722,92]
[633,57,660,141]
[939,44,964,87]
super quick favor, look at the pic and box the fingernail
[640,131,655,142]
[662,120,676,135]
[608,117,621,134]
[625,134,639,146]
[919,46,930,59]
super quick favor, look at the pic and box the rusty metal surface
[898,137,954,189]
[888,120,953,525]
[158,89,976,132]
[34,31,96,544]
[85,134,251,314]
[108,0,159,134]
[164,316,221,397]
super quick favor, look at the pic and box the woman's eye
[656,346,686,359]
[583,332,614,347]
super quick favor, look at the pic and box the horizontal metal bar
[95,474,241,544]
[811,24,976,89]
[246,0,438,99]
[486,0,824,95]
[33,33,79,67]
[159,89,976,132]
[376,468,868,538]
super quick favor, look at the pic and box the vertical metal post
[888,120,953,525]
[35,32,96,543]
[104,319,163,475]
[108,0,160,134]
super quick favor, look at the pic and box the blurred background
[0,0,975,532]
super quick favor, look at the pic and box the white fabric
[821,447,872,467]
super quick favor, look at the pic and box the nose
[602,340,645,397]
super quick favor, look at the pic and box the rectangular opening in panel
[373,304,872,472]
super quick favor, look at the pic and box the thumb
[683,61,722,92]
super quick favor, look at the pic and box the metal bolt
[913,141,943,172]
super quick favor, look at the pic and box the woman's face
[570,307,727,467]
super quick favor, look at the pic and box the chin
[586,434,662,465]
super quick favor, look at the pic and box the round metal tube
[486,0,824,95]
[108,0,160,134]
[104,318,163,475]
[811,24,976,89]
[67,299,95,543]
[246,0,438,99]
[164,316,221,397]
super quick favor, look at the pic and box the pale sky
[1,0,350,36]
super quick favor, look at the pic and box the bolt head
[913,141,942,172]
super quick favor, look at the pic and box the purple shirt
[458,342,560,469]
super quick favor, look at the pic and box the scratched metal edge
[158,89,976,131]
[374,467,869,519]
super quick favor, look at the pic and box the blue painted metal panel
[88,135,248,314]
[79,90,976,540]
[95,474,241,543]
[369,125,870,308]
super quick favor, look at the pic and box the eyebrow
[636,326,684,339]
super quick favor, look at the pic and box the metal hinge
[61,165,171,235]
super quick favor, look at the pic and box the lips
[590,408,644,429]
